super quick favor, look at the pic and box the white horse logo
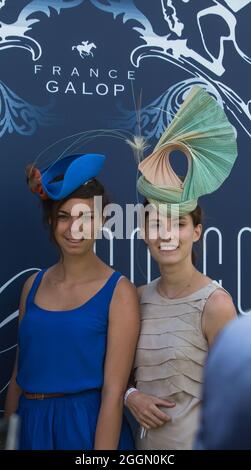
[72,40,97,59]
[159,0,251,76]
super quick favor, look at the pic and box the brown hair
[189,205,203,266]
[41,178,109,246]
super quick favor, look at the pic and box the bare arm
[4,273,38,418]
[202,289,237,348]
[125,285,145,389]
[4,352,21,419]
[94,278,140,450]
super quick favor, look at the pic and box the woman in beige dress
[125,204,236,449]
[125,86,238,449]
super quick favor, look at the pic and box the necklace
[157,271,197,300]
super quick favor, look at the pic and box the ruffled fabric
[134,278,222,450]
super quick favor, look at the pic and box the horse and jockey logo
[1,0,251,139]
[72,41,97,59]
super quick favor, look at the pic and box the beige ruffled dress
[134,278,223,450]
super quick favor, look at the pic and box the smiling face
[53,197,101,257]
[145,208,202,267]
[41,178,109,255]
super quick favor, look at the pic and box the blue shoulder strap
[104,271,123,304]
[25,269,45,310]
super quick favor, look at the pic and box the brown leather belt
[24,392,65,400]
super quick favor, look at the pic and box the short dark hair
[187,205,203,266]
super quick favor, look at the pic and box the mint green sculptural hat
[137,86,238,215]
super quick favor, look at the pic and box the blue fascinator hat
[26,153,106,201]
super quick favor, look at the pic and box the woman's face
[145,210,202,267]
[53,197,101,256]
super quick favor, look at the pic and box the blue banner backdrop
[1,0,251,413]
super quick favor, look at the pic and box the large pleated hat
[137,86,238,215]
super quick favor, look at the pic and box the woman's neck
[55,251,105,283]
[158,259,199,299]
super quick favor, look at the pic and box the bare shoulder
[202,288,237,346]
[109,276,139,322]
[205,288,236,316]
[113,276,138,299]
[22,271,40,292]
[19,271,40,320]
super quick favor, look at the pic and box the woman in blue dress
[4,153,139,450]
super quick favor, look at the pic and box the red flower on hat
[25,165,49,200]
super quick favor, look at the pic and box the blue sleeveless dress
[16,269,134,450]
